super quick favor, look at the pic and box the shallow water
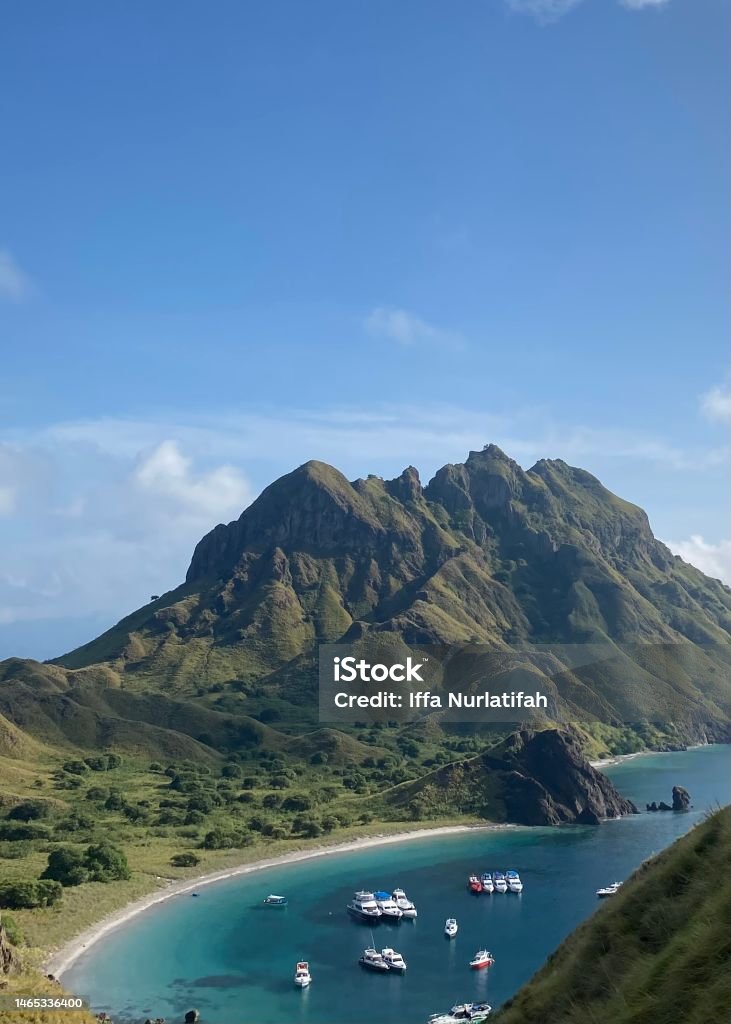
[65,744,731,1024]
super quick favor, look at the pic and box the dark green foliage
[170,852,200,867]
[0,879,63,909]
[62,760,89,775]
[85,842,130,882]
[6,801,50,822]
[0,821,49,842]
[41,848,89,887]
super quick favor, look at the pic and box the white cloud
[504,0,670,20]
[134,440,251,519]
[504,0,582,21]
[364,307,460,348]
[619,0,670,9]
[700,383,731,424]
[665,535,731,585]
[0,249,33,301]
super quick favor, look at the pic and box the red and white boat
[469,949,495,970]
[468,875,483,893]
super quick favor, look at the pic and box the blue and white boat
[480,872,494,893]
[505,870,523,893]
[374,891,403,919]
[492,871,507,893]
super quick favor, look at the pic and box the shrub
[104,791,124,811]
[281,795,311,813]
[149,762,164,772]
[62,760,89,775]
[86,787,110,802]
[41,848,89,887]
[6,801,51,822]
[0,879,63,909]
[171,852,200,868]
[84,842,131,882]
[221,763,241,779]
[0,822,50,842]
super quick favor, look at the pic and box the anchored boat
[293,961,311,987]
[263,894,288,906]
[444,917,458,938]
[428,1002,492,1022]
[381,947,407,971]
[359,947,391,972]
[596,881,622,898]
[469,949,495,970]
[392,887,418,918]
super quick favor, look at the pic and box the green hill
[495,804,731,1024]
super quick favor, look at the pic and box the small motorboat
[294,961,311,987]
[492,872,507,893]
[596,881,622,898]
[359,947,390,972]
[428,1002,492,1023]
[469,949,495,970]
[444,917,458,938]
[392,888,418,918]
[480,873,494,894]
[505,870,523,893]
[468,874,483,894]
[374,891,403,919]
[381,947,407,971]
[263,894,288,906]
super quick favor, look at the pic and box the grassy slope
[495,805,731,1024]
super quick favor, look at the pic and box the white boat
[492,872,507,893]
[596,881,622,898]
[480,873,494,894]
[469,949,495,970]
[428,1002,492,1023]
[381,947,407,971]
[359,947,390,972]
[374,890,403,919]
[392,887,418,918]
[294,961,311,987]
[347,891,382,921]
[444,917,458,938]
[505,870,523,893]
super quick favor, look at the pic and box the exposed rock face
[489,728,639,825]
[672,785,691,811]
[398,727,638,826]
[0,918,19,975]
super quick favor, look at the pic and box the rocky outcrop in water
[672,785,691,811]
[646,785,691,812]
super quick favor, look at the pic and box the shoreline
[45,822,509,980]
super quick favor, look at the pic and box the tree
[85,842,131,882]
[41,848,89,887]
[62,760,88,775]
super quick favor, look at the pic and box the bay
[64,744,731,1024]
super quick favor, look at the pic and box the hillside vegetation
[495,805,731,1024]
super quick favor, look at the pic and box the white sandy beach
[45,823,507,979]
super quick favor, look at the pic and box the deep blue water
[64,745,731,1024]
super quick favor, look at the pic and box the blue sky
[1,0,729,659]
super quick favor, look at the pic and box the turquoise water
[65,745,731,1024]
